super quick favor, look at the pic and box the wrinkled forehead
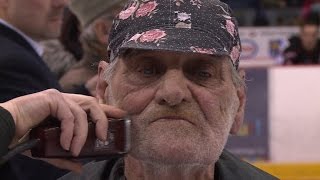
[118,49,232,67]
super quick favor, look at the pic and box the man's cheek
[119,88,155,114]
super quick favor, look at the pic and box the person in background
[59,0,125,95]
[41,8,83,79]
[0,0,65,103]
[283,12,320,65]
[302,0,320,19]
[0,0,78,179]
[252,0,270,26]
[0,89,125,172]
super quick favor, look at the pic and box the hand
[0,89,126,172]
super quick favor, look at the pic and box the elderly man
[67,0,277,179]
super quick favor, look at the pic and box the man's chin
[130,146,217,166]
[40,28,61,40]
[130,135,217,166]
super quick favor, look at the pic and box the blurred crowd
[222,0,320,26]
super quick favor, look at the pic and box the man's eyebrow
[186,56,217,64]
[122,49,154,59]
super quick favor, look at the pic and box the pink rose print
[226,20,235,37]
[174,0,185,6]
[129,33,143,42]
[139,29,167,43]
[190,46,216,55]
[190,0,202,8]
[119,5,137,20]
[136,1,158,18]
[221,14,232,20]
[177,12,191,21]
[230,46,240,61]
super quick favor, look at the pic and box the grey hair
[103,49,137,82]
[104,58,119,83]
[230,61,246,88]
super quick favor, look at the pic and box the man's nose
[155,70,192,106]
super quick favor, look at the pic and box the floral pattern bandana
[108,0,241,69]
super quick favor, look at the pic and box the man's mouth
[151,116,195,125]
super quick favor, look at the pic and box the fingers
[62,93,127,118]
[51,92,127,157]
[88,106,108,141]
[62,93,127,141]
[100,104,127,118]
[46,90,88,156]
[49,91,75,151]
[91,104,127,140]
[5,89,127,160]
[63,99,88,157]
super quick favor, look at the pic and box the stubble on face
[105,52,240,166]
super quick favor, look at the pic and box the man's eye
[197,71,212,78]
[139,66,157,76]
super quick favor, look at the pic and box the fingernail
[63,144,70,151]
[103,132,107,141]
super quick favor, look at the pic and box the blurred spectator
[302,0,320,19]
[221,0,258,9]
[286,0,304,7]
[253,12,270,26]
[41,8,83,79]
[275,16,285,26]
[59,8,83,60]
[253,0,270,26]
[59,0,125,94]
[283,12,320,65]
[0,0,70,179]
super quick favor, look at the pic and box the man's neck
[124,155,215,180]
[0,17,44,56]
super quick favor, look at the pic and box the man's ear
[94,19,110,44]
[230,69,246,134]
[96,61,109,103]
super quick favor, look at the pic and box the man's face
[5,0,68,40]
[98,50,245,165]
[301,24,319,51]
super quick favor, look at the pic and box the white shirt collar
[0,18,44,56]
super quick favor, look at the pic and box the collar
[0,18,44,56]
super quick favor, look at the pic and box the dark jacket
[283,35,320,65]
[0,23,67,180]
[0,106,15,158]
[0,23,61,103]
[59,150,278,180]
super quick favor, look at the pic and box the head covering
[108,0,241,69]
[69,0,126,27]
